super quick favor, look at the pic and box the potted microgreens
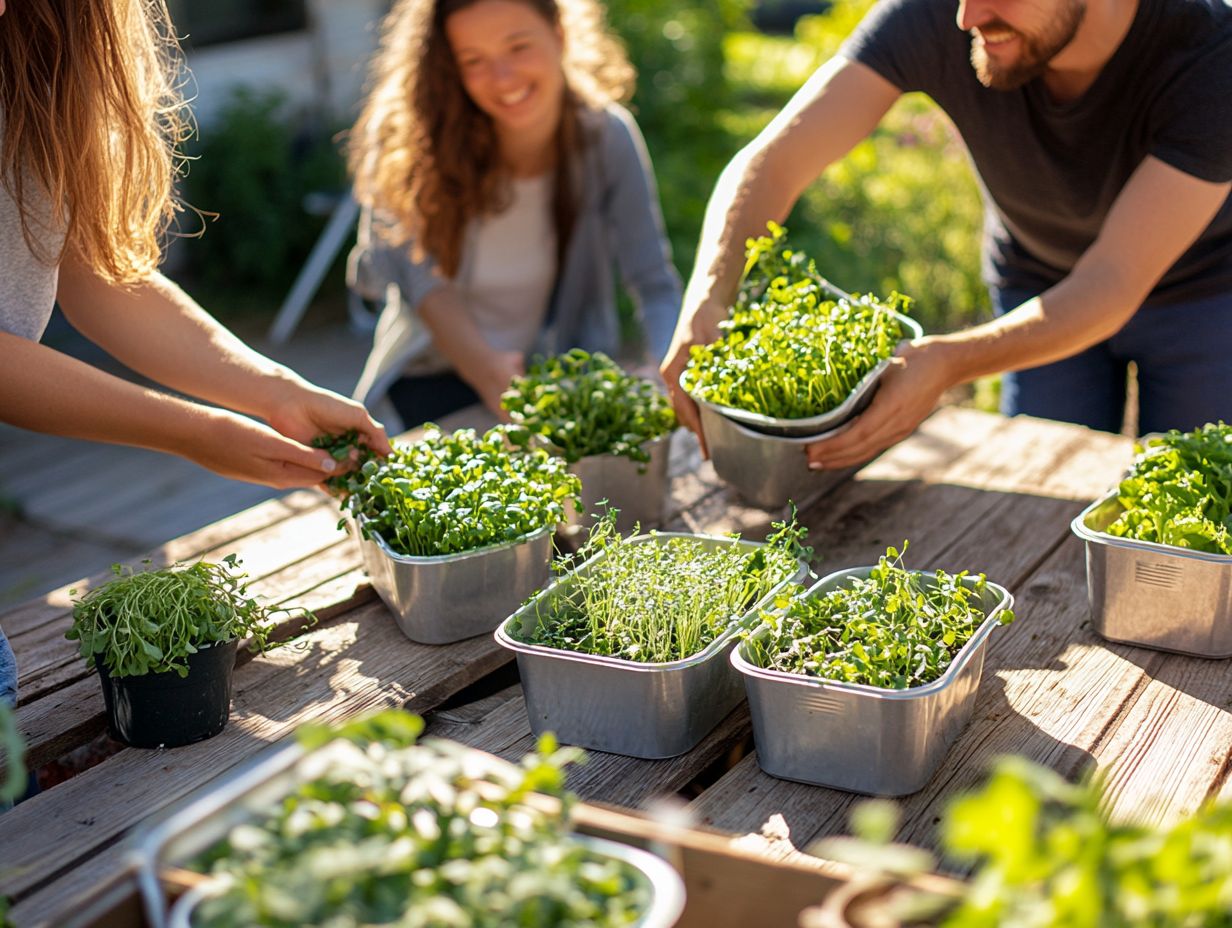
[1072,421,1232,657]
[138,711,684,928]
[801,755,1232,928]
[680,225,921,508]
[734,542,1013,796]
[496,511,812,758]
[335,424,581,644]
[66,556,299,749]
[501,349,677,534]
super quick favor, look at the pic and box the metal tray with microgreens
[1072,493,1232,658]
[690,308,922,440]
[131,729,685,928]
[697,402,859,510]
[733,562,1012,796]
[496,532,809,759]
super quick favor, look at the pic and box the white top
[0,123,63,342]
[403,173,556,376]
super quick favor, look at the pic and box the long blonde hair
[0,0,191,284]
[350,0,635,277]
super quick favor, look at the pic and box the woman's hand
[462,350,525,421]
[659,299,727,457]
[260,376,394,454]
[804,338,955,470]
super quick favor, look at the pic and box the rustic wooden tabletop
[6,407,1226,928]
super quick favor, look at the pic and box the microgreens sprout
[745,542,1012,689]
[1106,421,1232,554]
[500,349,676,465]
[519,510,811,663]
[311,429,375,495]
[338,425,581,558]
[66,556,308,679]
[187,715,649,927]
[682,222,912,420]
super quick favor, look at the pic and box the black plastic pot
[96,639,238,749]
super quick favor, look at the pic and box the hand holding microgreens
[745,542,1012,688]
[311,429,375,495]
[66,555,308,678]
[1105,421,1232,554]
[682,223,913,420]
[517,508,812,663]
[337,424,581,558]
[500,349,676,465]
[185,711,650,928]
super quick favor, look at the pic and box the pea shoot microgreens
[745,542,1012,689]
[500,349,677,465]
[812,755,1232,927]
[338,425,581,558]
[188,713,651,928]
[1106,421,1232,555]
[518,510,812,664]
[682,223,911,420]
[66,556,306,679]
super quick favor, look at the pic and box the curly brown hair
[349,0,635,278]
[0,0,191,284]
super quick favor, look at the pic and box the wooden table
[5,408,1230,927]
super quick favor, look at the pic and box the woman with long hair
[0,0,391,765]
[348,0,681,427]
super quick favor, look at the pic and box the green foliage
[816,756,1232,926]
[188,715,649,928]
[311,429,375,496]
[500,349,676,465]
[606,0,749,275]
[519,510,810,664]
[178,88,346,302]
[339,426,581,558]
[1106,422,1232,555]
[745,542,1012,688]
[682,224,909,419]
[66,556,307,679]
[0,701,25,805]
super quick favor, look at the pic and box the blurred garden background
[168,0,989,353]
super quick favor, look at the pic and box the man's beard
[969,0,1086,90]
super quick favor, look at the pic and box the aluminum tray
[1072,493,1232,658]
[496,533,809,759]
[733,567,1013,796]
[354,516,553,644]
[560,432,672,535]
[130,738,685,928]
[685,310,922,439]
[699,402,858,510]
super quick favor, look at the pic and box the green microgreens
[518,510,811,664]
[500,349,676,465]
[187,716,649,928]
[1105,421,1232,555]
[338,425,581,558]
[681,223,911,420]
[66,555,307,679]
[745,542,1012,689]
[311,429,375,496]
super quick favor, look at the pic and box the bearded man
[661,0,1232,467]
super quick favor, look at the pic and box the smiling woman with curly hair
[348,0,681,428]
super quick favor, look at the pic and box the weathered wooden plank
[425,684,754,811]
[1,490,324,639]
[0,600,509,912]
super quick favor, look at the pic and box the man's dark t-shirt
[841,0,1232,305]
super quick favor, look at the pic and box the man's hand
[805,338,954,470]
[659,299,727,458]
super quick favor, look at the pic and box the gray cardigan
[348,103,681,420]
